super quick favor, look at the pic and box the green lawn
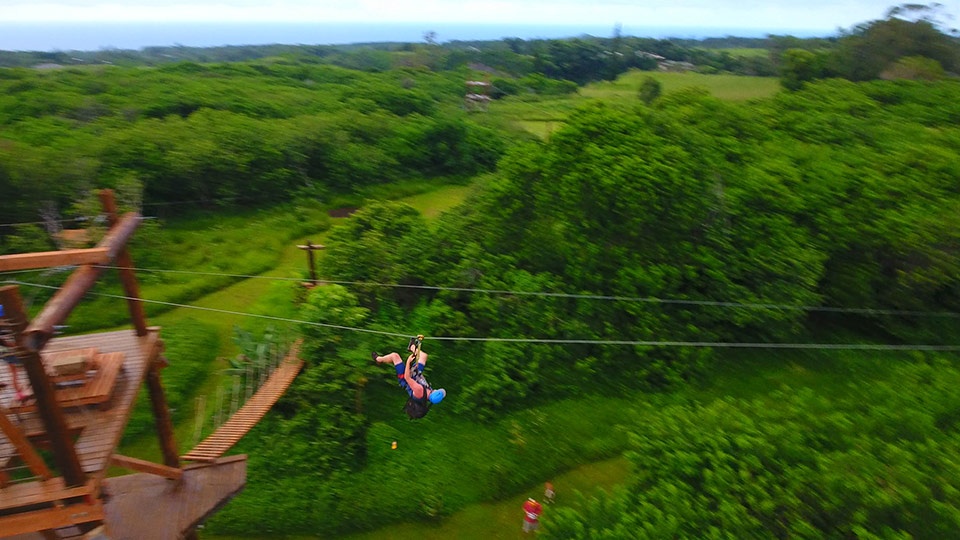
[583,70,781,102]
[490,69,780,139]
[714,47,771,58]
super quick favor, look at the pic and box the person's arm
[404,356,426,399]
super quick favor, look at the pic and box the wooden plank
[0,248,110,272]
[110,454,183,480]
[0,478,93,510]
[0,500,103,536]
[0,404,51,480]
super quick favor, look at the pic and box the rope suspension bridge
[182,340,303,463]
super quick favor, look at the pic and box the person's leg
[375,352,403,365]
[7,362,24,401]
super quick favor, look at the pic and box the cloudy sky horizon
[4,1,954,31]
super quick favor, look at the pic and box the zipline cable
[5,279,407,338]
[89,264,960,319]
[0,217,92,228]
[6,278,960,352]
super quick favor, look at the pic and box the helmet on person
[429,388,446,404]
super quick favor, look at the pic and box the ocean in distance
[0,21,828,52]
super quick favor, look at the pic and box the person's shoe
[372,351,380,363]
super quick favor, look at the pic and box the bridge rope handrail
[181,340,303,462]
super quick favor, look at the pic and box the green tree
[637,76,662,104]
[780,48,822,90]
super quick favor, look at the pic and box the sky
[3,0,955,32]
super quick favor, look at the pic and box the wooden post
[98,189,148,337]
[146,361,180,469]
[297,241,325,286]
[0,286,86,487]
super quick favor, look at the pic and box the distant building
[636,51,666,61]
[465,80,492,112]
[659,60,696,72]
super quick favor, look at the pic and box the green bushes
[545,358,960,538]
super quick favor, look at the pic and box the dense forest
[3,3,960,538]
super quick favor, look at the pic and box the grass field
[489,69,780,139]
[714,47,771,58]
[583,70,781,102]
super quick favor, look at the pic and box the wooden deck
[0,478,102,537]
[182,340,303,463]
[0,329,161,494]
[4,456,246,540]
[101,456,247,540]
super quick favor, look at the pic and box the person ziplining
[373,335,446,419]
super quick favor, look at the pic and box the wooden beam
[110,454,183,480]
[0,287,86,487]
[22,211,142,351]
[0,501,103,537]
[0,404,52,480]
[0,478,95,512]
[146,362,180,469]
[22,265,100,352]
[0,248,110,272]
[99,189,148,336]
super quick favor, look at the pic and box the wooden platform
[0,478,102,537]
[0,329,161,482]
[4,456,246,540]
[182,340,302,463]
[105,456,246,540]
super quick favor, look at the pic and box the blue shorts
[395,362,426,397]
